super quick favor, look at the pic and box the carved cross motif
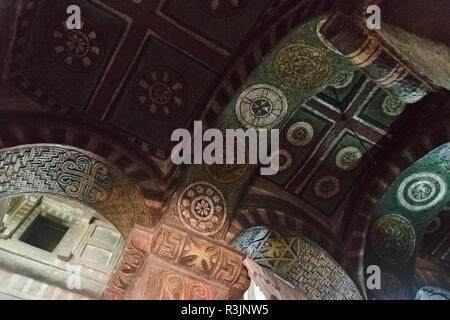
[180,238,220,275]
[57,155,113,203]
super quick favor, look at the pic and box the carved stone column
[318,12,434,104]
[102,224,250,300]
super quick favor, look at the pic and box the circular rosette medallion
[274,44,333,89]
[287,122,314,146]
[397,173,446,211]
[335,146,362,171]
[48,17,105,72]
[314,175,341,199]
[177,182,227,236]
[135,67,186,117]
[332,70,354,89]
[196,0,249,17]
[371,214,416,264]
[382,95,405,116]
[235,84,288,129]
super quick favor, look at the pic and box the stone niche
[0,195,125,300]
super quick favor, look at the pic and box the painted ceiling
[7,0,276,158]
[1,0,449,299]
[366,143,450,298]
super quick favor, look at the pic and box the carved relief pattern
[57,154,113,203]
[232,227,362,300]
[371,214,416,264]
[215,248,242,284]
[159,271,215,300]
[274,44,333,89]
[177,182,227,236]
[102,244,146,300]
[47,17,105,72]
[151,225,244,286]
[153,226,186,261]
[180,237,220,275]
[0,145,149,234]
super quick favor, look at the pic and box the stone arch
[232,226,363,300]
[0,144,151,236]
[363,142,450,299]
[343,92,450,290]
[0,114,172,235]
[199,0,336,127]
[228,195,344,263]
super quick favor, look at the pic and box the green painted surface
[301,131,373,216]
[366,143,450,289]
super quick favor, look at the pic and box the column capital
[102,224,250,300]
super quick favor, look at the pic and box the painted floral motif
[235,84,288,129]
[178,182,227,236]
[274,44,333,89]
[135,67,186,117]
[314,176,341,199]
[335,146,362,171]
[371,214,416,264]
[48,17,104,72]
[287,122,314,146]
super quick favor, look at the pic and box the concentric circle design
[48,18,104,72]
[178,182,227,236]
[274,44,333,89]
[382,95,405,116]
[277,149,293,172]
[287,122,314,146]
[335,146,362,171]
[135,67,186,117]
[196,0,249,17]
[314,176,341,199]
[397,173,446,211]
[371,214,416,264]
[332,70,354,88]
[235,84,288,129]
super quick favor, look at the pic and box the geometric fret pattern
[0,144,151,236]
[232,226,362,300]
